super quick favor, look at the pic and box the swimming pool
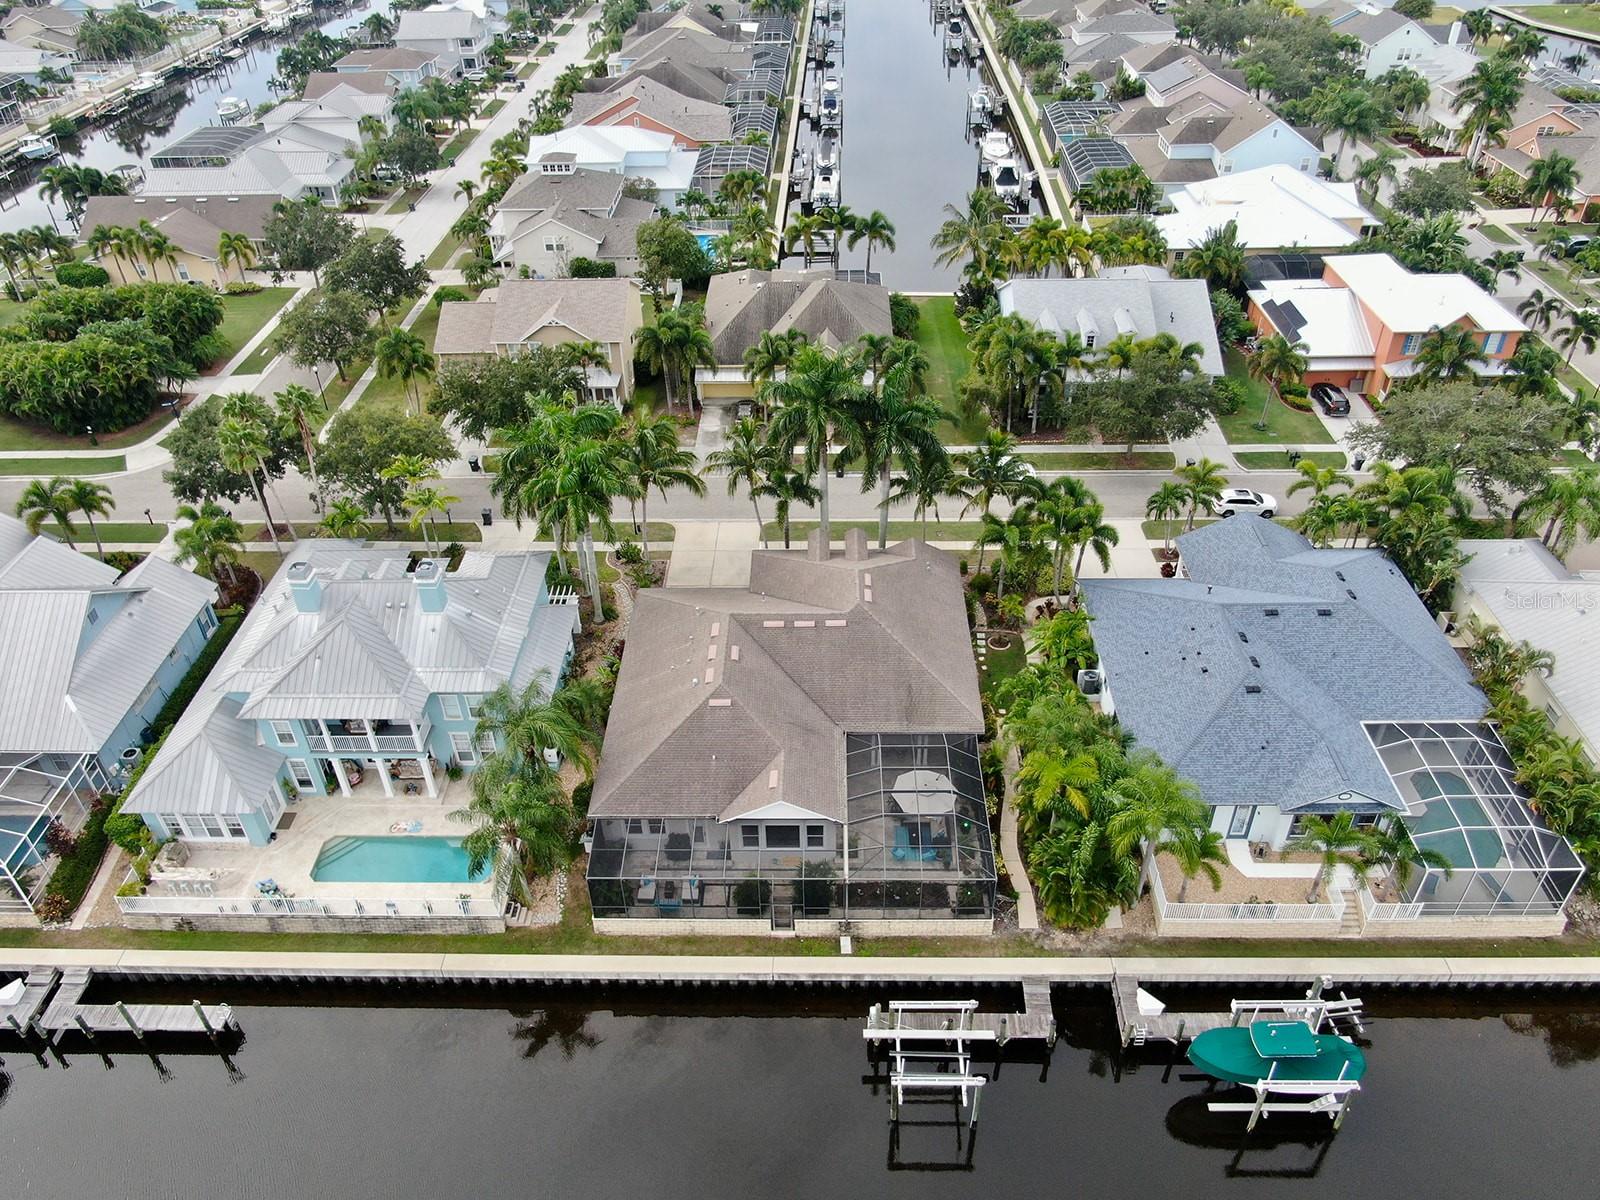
[0,813,49,873]
[310,836,490,884]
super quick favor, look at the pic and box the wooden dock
[0,966,60,1035]
[1112,972,1233,1047]
[16,967,235,1042]
[864,980,1056,1047]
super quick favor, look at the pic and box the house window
[626,818,644,834]
[741,824,759,848]
[198,608,217,634]
[477,730,496,755]
[441,695,464,721]
[289,758,315,789]
[765,825,801,849]
[450,731,476,764]
[543,237,566,254]
[270,720,296,747]
[465,695,484,719]
[1401,333,1422,355]
[647,818,664,835]
[86,608,99,626]
[176,262,191,282]
[806,824,825,848]
[1084,332,1096,349]
[224,816,246,837]
[1483,332,1507,355]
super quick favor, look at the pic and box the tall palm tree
[1174,219,1247,292]
[1286,460,1354,505]
[173,501,245,585]
[85,223,126,283]
[633,307,715,415]
[756,465,820,549]
[1532,464,1600,554]
[14,476,78,547]
[217,230,256,283]
[450,753,573,904]
[621,409,704,562]
[954,428,1033,572]
[1556,308,1600,364]
[930,188,1009,280]
[217,416,285,558]
[476,672,605,780]
[762,345,869,549]
[1354,147,1402,204]
[1463,9,1494,44]
[1246,333,1308,430]
[1145,481,1187,553]
[1451,53,1525,163]
[1289,811,1374,902]
[61,479,115,557]
[275,383,326,511]
[1484,249,1524,292]
[402,482,460,553]
[783,211,827,267]
[1412,324,1487,381]
[1517,287,1566,334]
[137,221,178,281]
[1023,475,1095,599]
[1105,754,1208,859]
[1526,152,1580,225]
[742,329,806,393]
[847,209,896,276]
[707,416,780,546]
[1362,816,1453,898]
[856,361,945,549]
[889,444,970,540]
[1175,458,1227,530]
[374,327,436,415]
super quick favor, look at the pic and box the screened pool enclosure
[1365,721,1584,917]
[587,734,996,923]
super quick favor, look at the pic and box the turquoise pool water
[310,836,490,884]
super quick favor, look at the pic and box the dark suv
[1310,383,1352,416]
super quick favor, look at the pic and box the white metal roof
[1157,164,1373,251]
[1325,253,1527,334]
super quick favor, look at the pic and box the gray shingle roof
[1081,518,1486,815]
[997,273,1225,375]
[591,542,983,821]
[570,75,734,143]
[435,278,641,355]
[703,269,891,364]
[0,516,216,756]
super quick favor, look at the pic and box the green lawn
[0,454,126,476]
[538,42,556,55]
[556,21,574,34]
[426,229,466,269]
[1216,350,1335,445]
[1023,451,1176,470]
[211,287,298,371]
[0,298,25,327]
[977,630,1026,701]
[1507,6,1600,35]
[914,297,986,443]
[233,338,280,376]
[518,58,539,77]
[242,521,484,543]
[384,186,428,214]
[1479,224,1517,246]
[0,404,176,452]
[411,300,444,354]
[40,520,165,543]
[1235,450,1348,469]
[1525,258,1595,307]
[439,128,479,168]
[480,98,506,119]
[764,519,985,542]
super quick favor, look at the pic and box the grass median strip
[0,454,126,476]
[40,520,165,544]
[1234,450,1347,469]
[1024,451,1176,471]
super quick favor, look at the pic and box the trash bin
[481,507,493,527]
[468,456,480,472]
[1352,454,1366,472]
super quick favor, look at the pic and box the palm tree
[1175,458,1227,530]
[633,307,714,415]
[85,223,126,283]
[1557,308,1600,364]
[783,211,827,266]
[137,221,178,281]
[318,497,370,540]
[756,465,821,549]
[1174,220,1247,292]
[1015,745,1100,834]
[1353,147,1402,203]
[1518,287,1566,334]
[1362,816,1453,898]
[274,383,326,511]
[1106,755,1208,859]
[217,416,286,558]
[173,501,245,586]
[742,329,806,392]
[857,361,945,549]
[1413,324,1487,381]
[403,482,459,553]
[762,345,869,549]
[847,209,896,276]
[450,753,573,904]
[1532,464,1600,554]
[477,672,605,780]
[1452,54,1525,163]
[1289,811,1374,902]
[217,230,256,283]
[1380,67,1431,127]
[1526,152,1580,225]
[14,477,78,547]
[374,327,436,415]
[955,428,1032,572]
[1484,249,1524,292]
[1463,9,1494,44]
[1024,475,1099,599]
[1246,334,1308,430]
[930,188,1009,280]
[621,409,704,562]
[889,444,969,540]
[707,416,780,546]
[1286,460,1354,506]
[61,479,115,557]
[1145,481,1187,553]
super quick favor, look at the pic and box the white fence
[1357,889,1424,922]
[117,892,504,919]
[1147,857,1346,924]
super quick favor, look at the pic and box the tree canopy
[319,407,456,527]
[430,347,587,442]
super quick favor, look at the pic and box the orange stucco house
[1246,253,1526,397]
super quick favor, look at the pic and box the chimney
[806,527,829,562]
[413,558,448,612]
[286,561,321,613]
[844,527,869,561]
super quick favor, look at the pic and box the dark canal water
[1,0,396,235]
[2,982,1598,1197]
[796,0,1033,291]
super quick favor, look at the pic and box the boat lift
[865,1000,989,1129]
[1206,1065,1362,1132]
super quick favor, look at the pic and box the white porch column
[330,755,351,798]
[410,720,422,751]
[366,721,378,752]
[420,755,437,798]
[378,763,394,798]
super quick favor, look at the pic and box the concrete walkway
[1000,747,1040,932]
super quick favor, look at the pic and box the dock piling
[116,1001,145,1040]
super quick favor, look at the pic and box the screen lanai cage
[1364,721,1585,917]
[587,734,997,922]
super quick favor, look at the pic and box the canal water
[1,0,396,236]
[792,0,1038,291]
[1,983,1597,1196]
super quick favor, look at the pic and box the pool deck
[146,788,498,910]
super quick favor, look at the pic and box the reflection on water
[1,985,1598,1196]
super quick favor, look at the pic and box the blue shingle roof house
[0,514,218,915]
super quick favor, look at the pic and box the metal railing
[116,893,503,919]
[1148,856,1345,923]
[304,731,426,753]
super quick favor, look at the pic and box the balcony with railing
[303,718,431,754]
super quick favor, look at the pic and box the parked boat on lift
[978,129,1013,175]
[818,75,841,127]
[265,12,292,30]
[14,134,57,161]
[944,17,966,53]
[968,84,995,129]
[217,96,250,122]
[812,156,839,207]
[223,44,246,60]
[992,156,1030,206]
[815,136,838,170]
[129,71,164,93]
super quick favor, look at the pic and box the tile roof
[590,541,983,821]
[702,269,891,364]
[571,74,734,142]
[1082,517,1487,815]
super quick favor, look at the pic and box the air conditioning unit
[1435,610,1458,636]
[1076,669,1102,696]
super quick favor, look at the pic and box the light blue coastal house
[0,514,217,915]
[121,542,579,847]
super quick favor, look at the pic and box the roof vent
[1335,571,1346,581]
[1263,607,1279,616]
[1316,607,1332,616]
[1345,588,1357,600]
[1237,631,1248,643]
[1248,655,1260,668]
[1244,684,1263,694]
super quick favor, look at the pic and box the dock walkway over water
[0,964,235,1042]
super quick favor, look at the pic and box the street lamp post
[312,364,327,407]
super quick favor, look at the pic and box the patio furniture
[891,823,941,863]
[656,880,682,910]
[636,877,656,903]
[685,876,701,903]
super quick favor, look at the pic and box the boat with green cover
[1188,1020,1367,1085]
